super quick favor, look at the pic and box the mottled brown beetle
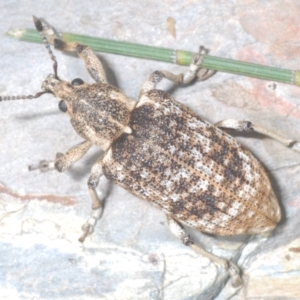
[2,16,300,287]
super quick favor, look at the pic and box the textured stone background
[1,1,300,299]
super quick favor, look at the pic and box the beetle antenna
[0,91,49,102]
[33,15,59,79]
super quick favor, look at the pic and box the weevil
[1,16,300,287]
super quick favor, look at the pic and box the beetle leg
[139,47,214,97]
[197,68,217,81]
[216,119,300,152]
[194,45,216,81]
[34,16,107,83]
[79,159,111,243]
[54,40,108,83]
[167,216,243,287]
[28,140,92,172]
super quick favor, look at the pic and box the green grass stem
[6,28,300,86]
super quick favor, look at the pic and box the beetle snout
[41,74,60,93]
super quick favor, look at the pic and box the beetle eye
[58,100,67,113]
[71,78,84,86]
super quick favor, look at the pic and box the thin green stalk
[6,28,300,86]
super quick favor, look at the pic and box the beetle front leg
[34,17,107,84]
[167,216,243,287]
[29,140,92,172]
[216,119,300,152]
[54,40,108,83]
[79,159,111,243]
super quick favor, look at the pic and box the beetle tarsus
[28,160,55,172]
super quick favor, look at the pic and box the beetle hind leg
[167,216,243,287]
[216,119,300,152]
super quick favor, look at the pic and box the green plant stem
[6,28,300,86]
